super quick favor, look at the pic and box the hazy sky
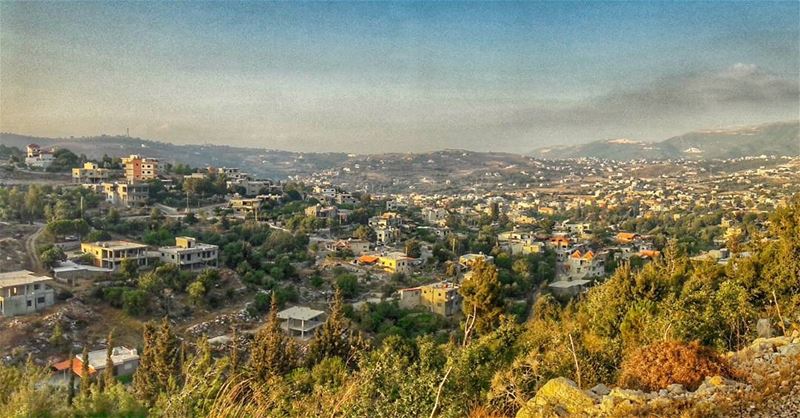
[1,1,798,153]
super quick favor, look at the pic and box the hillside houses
[0,270,56,316]
[25,144,55,168]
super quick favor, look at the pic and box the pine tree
[306,287,355,367]
[79,346,91,397]
[249,293,297,380]
[67,349,76,406]
[49,322,65,350]
[153,318,182,392]
[459,259,504,334]
[133,322,160,406]
[104,329,116,390]
[133,318,183,406]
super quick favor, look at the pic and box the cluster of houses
[63,153,285,210]
[1,270,141,383]
[72,154,157,206]
[78,236,219,272]
[24,144,56,168]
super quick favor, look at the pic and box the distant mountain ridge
[2,121,798,179]
[531,121,800,160]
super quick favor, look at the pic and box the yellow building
[72,162,110,184]
[80,241,150,271]
[399,282,461,317]
[101,182,149,206]
[230,197,264,218]
[378,252,414,274]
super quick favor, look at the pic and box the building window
[26,300,32,307]
[37,297,45,304]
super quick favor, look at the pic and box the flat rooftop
[159,243,218,251]
[548,279,591,289]
[0,270,53,288]
[52,261,113,274]
[277,306,325,321]
[84,347,139,369]
[83,241,148,250]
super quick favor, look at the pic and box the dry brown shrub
[468,405,509,418]
[617,340,735,392]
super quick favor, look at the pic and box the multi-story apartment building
[230,197,264,218]
[121,155,159,182]
[80,241,150,271]
[24,144,55,169]
[305,204,338,219]
[399,282,461,317]
[422,207,449,225]
[324,238,370,255]
[379,252,414,274]
[459,253,494,269]
[155,237,218,270]
[561,250,605,281]
[100,182,149,206]
[0,270,56,316]
[277,306,325,340]
[72,162,110,184]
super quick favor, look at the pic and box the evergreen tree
[79,346,91,397]
[459,259,504,334]
[104,330,116,390]
[49,322,66,350]
[67,349,76,406]
[306,287,360,367]
[153,318,182,392]
[249,293,296,380]
[134,320,181,406]
[133,323,156,405]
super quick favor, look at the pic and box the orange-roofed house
[639,249,661,259]
[616,232,640,244]
[357,255,380,265]
[51,347,140,380]
[562,249,605,281]
[547,236,571,250]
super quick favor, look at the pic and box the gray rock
[779,344,800,357]
[757,319,772,338]
[667,383,685,394]
[590,383,610,396]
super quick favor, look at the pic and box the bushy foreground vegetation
[2,196,799,417]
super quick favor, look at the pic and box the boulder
[516,377,597,418]
[779,344,800,357]
[666,383,686,395]
[608,388,648,404]
[590,383,610,396]
[706,375,727,387]
[756,319,772,338]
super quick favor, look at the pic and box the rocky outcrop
[517,331,800,417]
[516,377,597,417]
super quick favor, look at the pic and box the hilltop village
[1,143,799,416]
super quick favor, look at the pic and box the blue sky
[1,1,797,153]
